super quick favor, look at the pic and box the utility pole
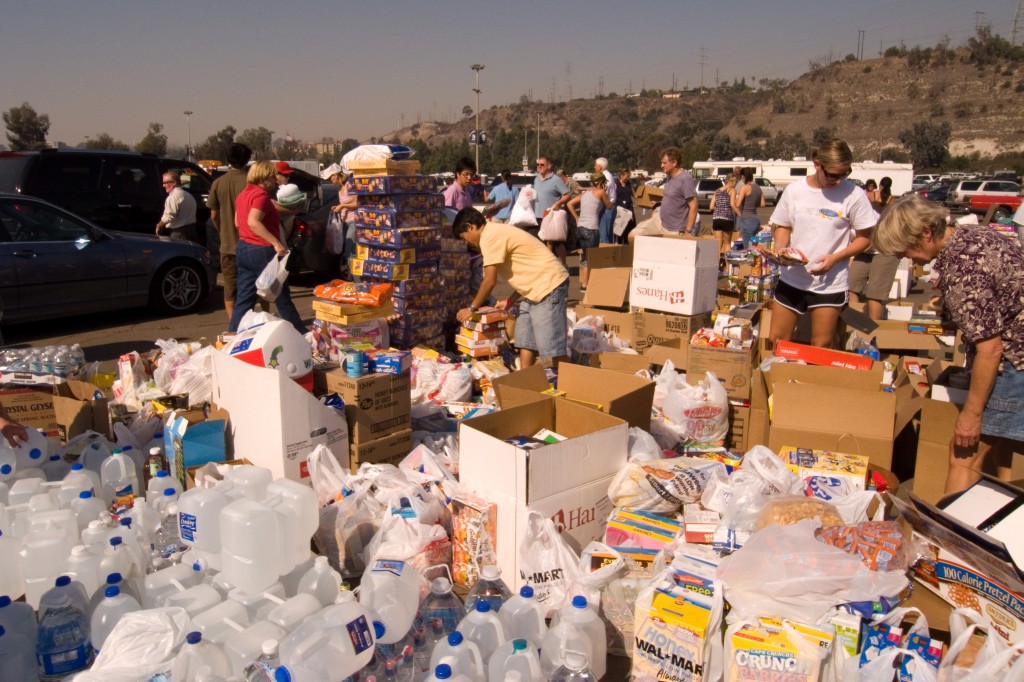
[471,64,484,172]
[1013,0,1023,45]
[698,47,708,93]
[183,111,193,161]
[857,30,865,60]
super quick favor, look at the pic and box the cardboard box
[313,301,395,325]
[632,184,664,209]
[851,319,942,354]
[774,340,875,371]
[886,302,917,321]
[686,344,757,400]
[927,361,969,405]
[52,380,111,443]
[632,310,713,354]
[164,407,230,488]
[630,236,718,316]
[581,245,632,311]
[315,368,412,443]
[888,259,913,299]
[211,353,348,485]
[913,399,961,505]
[897,488,1024,644]
[583,352,651,374]
[0,385,57,436]
[349,428,413,468]
[747,369,771,450]
[766,362,919,469]
[572,306,635,344]
[493,363,655,431]
[185,458,253,490]
[458,397,628,586]
[727,403,751,452]
[645,338,691,371]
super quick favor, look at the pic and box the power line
[698,47,709,92]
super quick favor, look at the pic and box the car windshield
[0,199,92,242]
[0,155,31,192]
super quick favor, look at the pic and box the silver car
[753,177,780,206]
[0,194,214,324]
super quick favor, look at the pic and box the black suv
[0,149,214,244]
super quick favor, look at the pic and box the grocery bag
[509,186,538,228]
[325,213,346,255]
[255,250,291,300]
[613,205,633,236]
[538,208,569,241]
[517,511,581,617]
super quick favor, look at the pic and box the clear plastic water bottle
[90,585,141,654]
[0,623,39,681]
[549,650,599,682]
[36,592,91,679]
[244,638,282,682]
[154,501,185,559]
[422,576,466,637]
[464,566,512,614]
[0,594,37,646]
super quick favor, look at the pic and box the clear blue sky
[1,0,1017,149]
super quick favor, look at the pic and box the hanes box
[629,236,718,316]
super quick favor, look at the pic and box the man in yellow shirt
[453,208,570,369]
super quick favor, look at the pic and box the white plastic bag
[517,511,581,617]
[325,213,346,255]
[661,371,730,443]
[608,457,726,514]
[510,186,538,228]
[613,205,632,236]
[539,208,569,241]
[75,607,190,682]
[557,541,626,612]
[939,608,1020,681]
[627,427,663,462]
[307,444,350,508]
[166,346,216,406]
[255,250,291,300]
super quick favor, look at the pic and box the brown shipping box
[646,338,691,371]
[0,385,57,436]
[315,368,411,443]
[53,380,112,443]
[580,245,632,311]
[350,428,413,469]
[765,362,920,470]
[850,319,943,354]
[493,362,655,431]
[686,344,758,400]
[913,398,960,505]
[632,310,713,354]
[585,353,652,374]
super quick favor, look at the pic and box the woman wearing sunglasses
[766,139,878,348]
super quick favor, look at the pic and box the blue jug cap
[56,575,71,587]
[373,621,386,639]
[156,471,168,478]
[0,596,10,608]
[105,586,120,598]
[519,585,534,598]
[512,638,528,651]
[435,663,453,679]
[475,600,491,613]
[447,631,463,646]
[71,463,83,470]
[79,490,92,499]
[28,448,42,460]
[110,536,123,546]
[186,631,202,645]
[0,465,10,475]
[275,668,292,682]
[164,488,176,496]
[572,595,588,609]
[107,572,123,584]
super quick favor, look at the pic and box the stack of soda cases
[347,174,447,349]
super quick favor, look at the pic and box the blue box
[368,349,413,375]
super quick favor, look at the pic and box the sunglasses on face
[820,166,851,181]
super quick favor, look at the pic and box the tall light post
[471,64,484,172]
[183,111,193,161]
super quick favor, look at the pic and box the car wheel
[151,260,207,315]
[993,207,1012,221]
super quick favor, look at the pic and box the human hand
[456,308,473,323]
[273,242,287,258]
[808,253,838,275]
[954,410,983,449]
[0,417,28,449]
[495,298,508,311]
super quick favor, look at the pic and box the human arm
[731,186,745,214]
[566,194,582,222]
[759,190,766,208]
[599,188,612,210]
[808,229,872,275]
[247,207,287,256]
[456,265,500,322]
[0,402,28,448]
[156,193,180,233]
[955,334,1003,448]
[684,196,698,233]
[770,223,792,249]
[331,190,358,214]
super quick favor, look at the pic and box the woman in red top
[227,161,307,333]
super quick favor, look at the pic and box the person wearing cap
[208,143,253,319]
[322,163,358,278]
[595,157,617,243]
[155,171,197,242]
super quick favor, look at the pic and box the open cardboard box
[581,245,632,311]
[458,396,628,587]
[765,361,920,469]
[850,319,943,354]
[164,405,230,488]
[0,385,57,438]
[211,352,348,485]
[583,352,652,374]
[493,362,654,430]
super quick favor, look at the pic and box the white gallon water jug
[358,558,422,645]
[279,591,377,682]
[0,425,48,471]
[220,497,283,595]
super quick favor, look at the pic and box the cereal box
[776,446,869,491]
[347,175,438,195]
[354,207,442,230]
[355,226,442,249]
[727,618,833,682]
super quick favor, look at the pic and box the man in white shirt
[595,157,616,243]
[156,171,197,241]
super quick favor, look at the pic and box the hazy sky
[1,0,1017,149]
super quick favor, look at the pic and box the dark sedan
[0,194,215,325]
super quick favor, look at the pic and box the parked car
[0,193,214,324]
[946,179,1022,212]
[911,174,939,191]
[967,193,1023,220]
[925,184,952,203]
[753,177,780,206]
[0,149,215,244]
[285,202,343,276]
[695,178,724,211]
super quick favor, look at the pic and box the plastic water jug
[79,440,112,477]
[70,490,106,534]
[487,638,543,682]
[60,545,101,598]
[224,465,273,501]
[88,572,142,619]
[0,529,24,599]
[165,582,223,617]
[194,665,232,682]
[35,592,91,678]
[549,650,599,682]
[42,454,70,482]
[171,630,234,680]
[0,441,15,482]
[423,576,467,637]
[147,470,182,501]
[265,479,318,567]
[8,477,59,507]
[178,481,232,571]
[358,558,422,645]
[81,519,113,555]
[0,623,38,681]
[20,519,77,609]
[426,663,475,682]
[223,621,286,679]
[0,479,8,505]
[538,617,593,680]
[221,497,283,595]
[296,556,342,607]
[464,565,512,613]
[498,585,546,648]
[279,552,316,599]
[0,594,37,646]
[101,450,139,512]
[228,582,286,621]
[125,496,161,548]
[98,537,136,591]
[0,425,48,471]
[59,464,100,508]
[557,597,605,680]
[191,599,251,645]
[428,631,485,682]
[90,585,141,654]
[263,592,321,633]
[456,601,506,670]
[279,591,377,682]
[39,575,89,620]
[142,561,202,608]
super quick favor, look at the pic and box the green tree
[236,127,274,160]
[85,133,129,150]
[898,121,952,168]
[3,102,50,150]
[811,126,835,147]
[194,125,237,163]
[462,105,473,119]
[135,122,167,156]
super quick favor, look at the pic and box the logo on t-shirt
[818,208,841,219]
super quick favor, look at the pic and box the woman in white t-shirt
[767,139,878,347]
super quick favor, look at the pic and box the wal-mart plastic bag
[72,607,189,682]
[256,250,291,300]
[938,608,1024,681]
[518,510,582,617]
[716,519,909,624]
[307,443,350,508]
[166,345,216,406]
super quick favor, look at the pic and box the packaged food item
[814,520,910,572]
[727,617,833,682]
[755,495,844,530]
[777,446,870,491]
[900,632,942,681]
[355,225,442,249]
[367,349,412,375]
[451,492,498,589]
[350,258,439,281]
[604,509,683,551]
[355,243,441,264]
[756,245,810,266]
[356,192,443,211]
[313,280,393,306]
[347,174,438,196]
[683,503,720,544]
[859,622,903,668]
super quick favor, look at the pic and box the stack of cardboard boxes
[456,307,508,357]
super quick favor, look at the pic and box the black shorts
[773,279,848,314]
[712,218,735,232]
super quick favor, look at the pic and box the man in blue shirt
[486,170,519,223]
[533,156,570,225]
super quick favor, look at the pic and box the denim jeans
[739,216,761,247]
[598,205,615,244]
[228,241,307,334]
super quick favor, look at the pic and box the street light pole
[471,64,484,172]
[183,111,193,162]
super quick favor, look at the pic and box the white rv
[692,157,914,196]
